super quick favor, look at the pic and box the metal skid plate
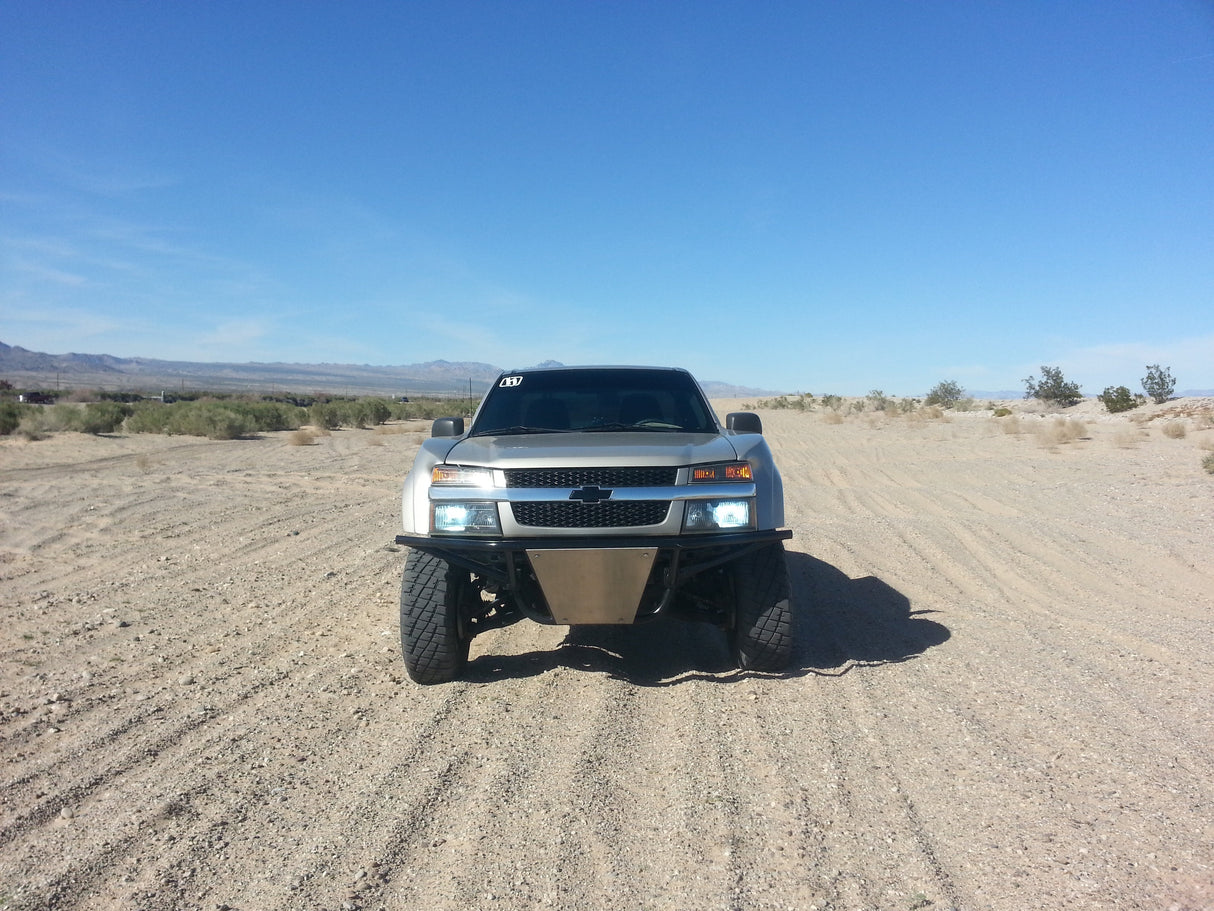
[525,548,657,624]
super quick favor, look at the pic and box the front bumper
[394,529,792,625]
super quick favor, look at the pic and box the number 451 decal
[499,376,523,387]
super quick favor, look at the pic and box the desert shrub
[1142,364,1175,404]
[898,398,920,414]
[393,397,480,421]
[1038,417,1086,446]
[309,402,342,431]
[0,401,31,435]
[924,380,964,409]
[125,402,173,434]
[126,400,300,437]
[361,397,393,425]
[344,401,373,427]
[754,393,814,412]
[249,402,299,431]
[1204,453,1214,475]
[79,402,130,434]
[1098,385,1142,414]
[992,407,1013,417]
[1024,366,1082,406]
[166,403,255,439]
[18,403,85,433]
[819,394,842,412]
[1162,421,1186,439]
[866,390,890,411]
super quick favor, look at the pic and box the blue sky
[2,2,1212,395]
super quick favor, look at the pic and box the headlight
[432,502,501,534]
[683,498,755,532]
[690,462,753,482]
[431,465,493,487]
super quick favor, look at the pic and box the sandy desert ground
[1,398,1212,911]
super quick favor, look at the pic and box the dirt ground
[1,399,1211,911]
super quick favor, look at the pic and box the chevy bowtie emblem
[569,486,613,504]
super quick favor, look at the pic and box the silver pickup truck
[394,365,793,683]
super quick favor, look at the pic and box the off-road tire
[400,550,472,684]
[728,543,793,671]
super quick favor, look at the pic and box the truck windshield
[470,368,718,436]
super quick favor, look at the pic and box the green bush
[79,402,130,434]
[27,403,83,433]
[1097,385,1142,414]
[222,400,304,431]
[1142,364,1175,404]
[125,402,173,434]
[309,402,342,430]
[924,380,965,409]
[0,401,31,435]
[166,403,255,439]
[1024,366,1082,406]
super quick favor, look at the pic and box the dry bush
[135,453,152,473]
[373,424,411,436]
[822,411,844,425]
[1001,415,1023,435]
[1037,417,1087,448]
[1161,421,1187,439]
[288,429,317,446]
[366,435,385,446]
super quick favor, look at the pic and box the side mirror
[431,417,465,437]
[725,412,763,434]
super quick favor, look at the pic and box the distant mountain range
[0,341,774,398]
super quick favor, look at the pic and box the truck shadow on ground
[462,550,950,686]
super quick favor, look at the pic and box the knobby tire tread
[731,543,794,671]
[400,550,469,684]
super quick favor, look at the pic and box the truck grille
[504,467,677,489]
[511,501,671,529]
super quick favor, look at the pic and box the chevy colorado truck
[394,365,793,683]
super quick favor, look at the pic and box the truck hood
[445,432,739,468]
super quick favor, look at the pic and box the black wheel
[728,543,793,671]
[400,550,472,684]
